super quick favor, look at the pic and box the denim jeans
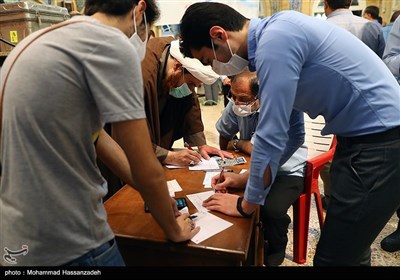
[64,238,125,266]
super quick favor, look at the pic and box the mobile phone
[144,197,188,213]
[175,197,188,210]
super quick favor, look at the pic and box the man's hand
[198,144,234,160]
[202,193,242,216]
[172,213,201,242]
[164,150,201,166]
[211,172,248,192]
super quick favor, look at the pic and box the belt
[337,126,400,146]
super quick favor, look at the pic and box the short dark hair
[326,0,351,10]
[179,2,247,58]
[390,10,400,23]
[85,0,160,25]
[364,5,380,20]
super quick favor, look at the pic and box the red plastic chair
[292,135,337,264]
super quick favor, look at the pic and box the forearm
[234,139,253,155]
[113,120,182,241]
[95,129,133,186]
[219,135,229,150]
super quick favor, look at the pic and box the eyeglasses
[227,95,258,106]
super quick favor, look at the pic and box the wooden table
[104,153,264,266]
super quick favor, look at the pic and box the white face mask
[229,97,257,117]
[129,6,147,61]
[211,39,249,76]
[232,103,255,117]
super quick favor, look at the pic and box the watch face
[233,139,239,149]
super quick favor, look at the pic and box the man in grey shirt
[0,0,199,266]
[324,0,385,58]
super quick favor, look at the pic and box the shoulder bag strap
[0,19,86,135]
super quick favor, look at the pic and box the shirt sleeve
[215,102,239,139]
[245,19,309,205]
[279,110,305,166]
[84,36,145,123]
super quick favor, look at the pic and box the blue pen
[189,215,198,220]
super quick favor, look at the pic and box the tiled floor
[186,94,400,266]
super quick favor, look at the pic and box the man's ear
[210,26,228,43]
[137,0,147,14]
[172,59,183,71]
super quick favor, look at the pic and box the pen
[184,142,199,153]
[184,142,201,166]
[185,215,198,223]
[215,167,225,193]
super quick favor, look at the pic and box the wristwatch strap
[236,196,252,218]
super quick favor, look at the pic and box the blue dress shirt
[246,11,400,205]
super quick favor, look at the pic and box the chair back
[304,114,334,159]
[291,114,336,264]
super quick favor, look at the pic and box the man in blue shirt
[179,2,400,266]
[214,71,307,266]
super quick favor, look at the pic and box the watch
[232,138,239,151]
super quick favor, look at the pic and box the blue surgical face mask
[130,6,147,61]
[211,39,249,76]
[169,83,192,98]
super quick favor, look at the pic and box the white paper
[186,190,214,213]
[167,179,182,193]
[189,157,219,171]
[179,206,189,215]
[202,171,221,188]
[165,164,186,169]
[190,212,233,244]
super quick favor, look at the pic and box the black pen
[189,215,198,220]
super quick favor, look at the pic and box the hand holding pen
[213,167,227,193]
[184,142,202,166]
[212,171,247,192]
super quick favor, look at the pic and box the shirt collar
[327,9,354,19]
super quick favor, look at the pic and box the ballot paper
[167,179,182,197]
[188,157,219,171]
[190,212,233,244]
[165,164,186,169]
[202,171,221,188]
[186,190,214,213]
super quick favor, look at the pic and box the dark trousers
[314,136,400,266]
[261,175,304,253]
